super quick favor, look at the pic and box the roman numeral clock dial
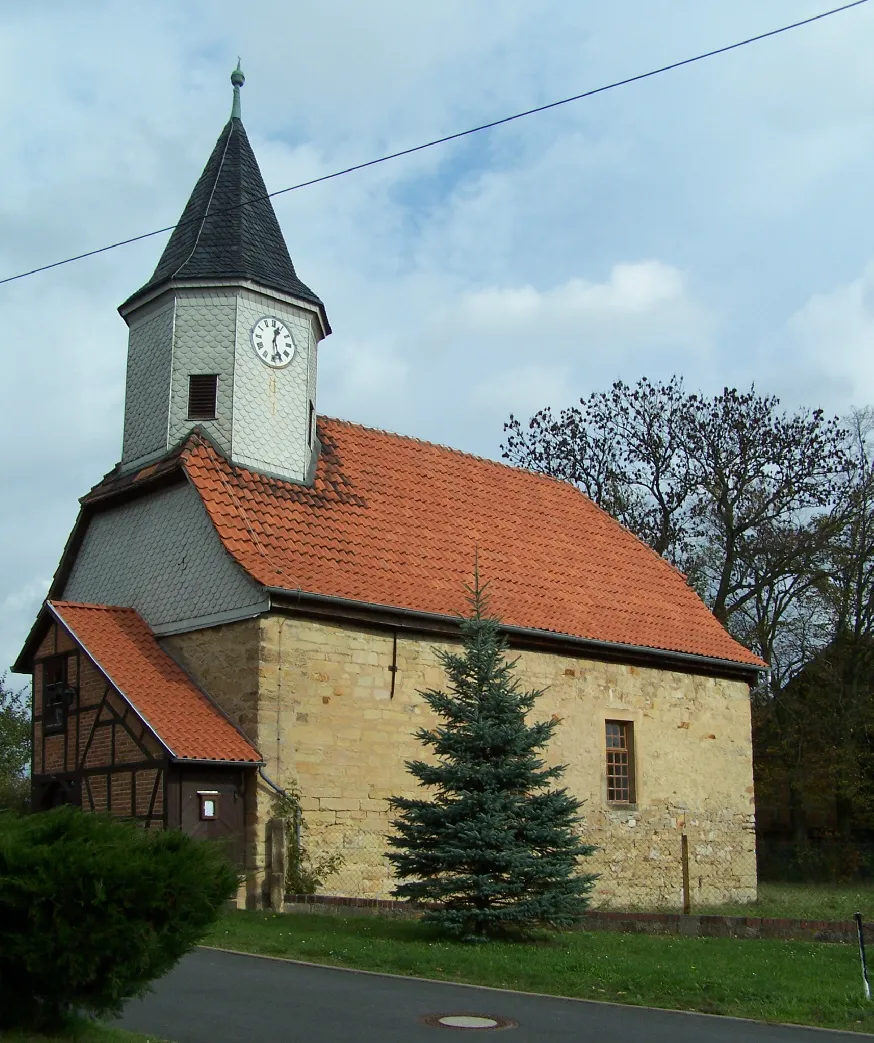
[251,316,296,368]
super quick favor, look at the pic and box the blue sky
[2,0,874,675]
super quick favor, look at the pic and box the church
[15,67,765,910]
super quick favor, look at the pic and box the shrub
[271,790,344,894]
[0,806,240,1032]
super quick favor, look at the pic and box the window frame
[41,655,70,736]
[605,719,636,805]
[198,791,219,821]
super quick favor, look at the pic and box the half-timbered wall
[31,619,167,827]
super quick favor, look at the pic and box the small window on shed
[198,792,219,820]
[188,375,218,420]
[606,720,635,803]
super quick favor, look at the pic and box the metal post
[856,913,871,1000]
[681,834,691,915]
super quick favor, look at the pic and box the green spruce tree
[386,573,597,941]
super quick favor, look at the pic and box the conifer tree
[386,573,597,941]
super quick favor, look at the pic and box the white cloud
[321,261,716,453]
[321,338,411,420]
[0,579,51,618]
[4,0,874,673]
[469,364,572,416]
[780,263,874,412]
[458,262,704,334]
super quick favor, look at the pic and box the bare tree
[505,381,874,856]
[821,407,874,643]
[504,377,697,566]
[503,378,847,635]
[683,386,847,626]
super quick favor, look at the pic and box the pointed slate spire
[122,65,329,331]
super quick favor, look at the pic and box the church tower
[117,64,330,484]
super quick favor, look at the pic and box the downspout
[259,765,300,848]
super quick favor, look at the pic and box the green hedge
[0,807,240,1032]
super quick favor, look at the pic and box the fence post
[681,834,691,915]
[267,817,287,912]
[855,913,871,1000]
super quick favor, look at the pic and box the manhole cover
[421,1012,518,1030]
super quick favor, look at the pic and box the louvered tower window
[188,375,218,420]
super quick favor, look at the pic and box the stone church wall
[252,614,756,909]
[161,617,263,890]
[164,612,756,908]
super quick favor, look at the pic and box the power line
[1,0,869,289]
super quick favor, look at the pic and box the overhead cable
[0,0,868,288]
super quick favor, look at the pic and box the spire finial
[231,59,244,120]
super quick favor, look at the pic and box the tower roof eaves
[118,275,331,337]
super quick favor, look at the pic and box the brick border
[283,894,857,943]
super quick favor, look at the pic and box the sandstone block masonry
[263,616,756,908]
[163,618,262,886]
[167,613,757,909]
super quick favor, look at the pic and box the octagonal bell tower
[117,63,330,484]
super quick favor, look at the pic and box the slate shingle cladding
[121,117,329,330]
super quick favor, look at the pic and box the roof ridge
[319,415,572,486]
[169,118,236,281]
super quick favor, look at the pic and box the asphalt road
[115,946,872,1043]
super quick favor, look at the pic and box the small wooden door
[177,768,246,867]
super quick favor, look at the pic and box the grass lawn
[695,881,874,921]
[0,1018,167,1042]
[205,910,874,1033]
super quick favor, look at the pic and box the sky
[3,0,874,677]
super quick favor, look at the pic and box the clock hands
[252,317,294,367]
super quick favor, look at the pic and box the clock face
[251,316,296,368]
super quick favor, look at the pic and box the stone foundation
[282,894,852,943]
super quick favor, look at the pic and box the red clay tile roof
[180,422,764,669]
[47,601,261,763]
